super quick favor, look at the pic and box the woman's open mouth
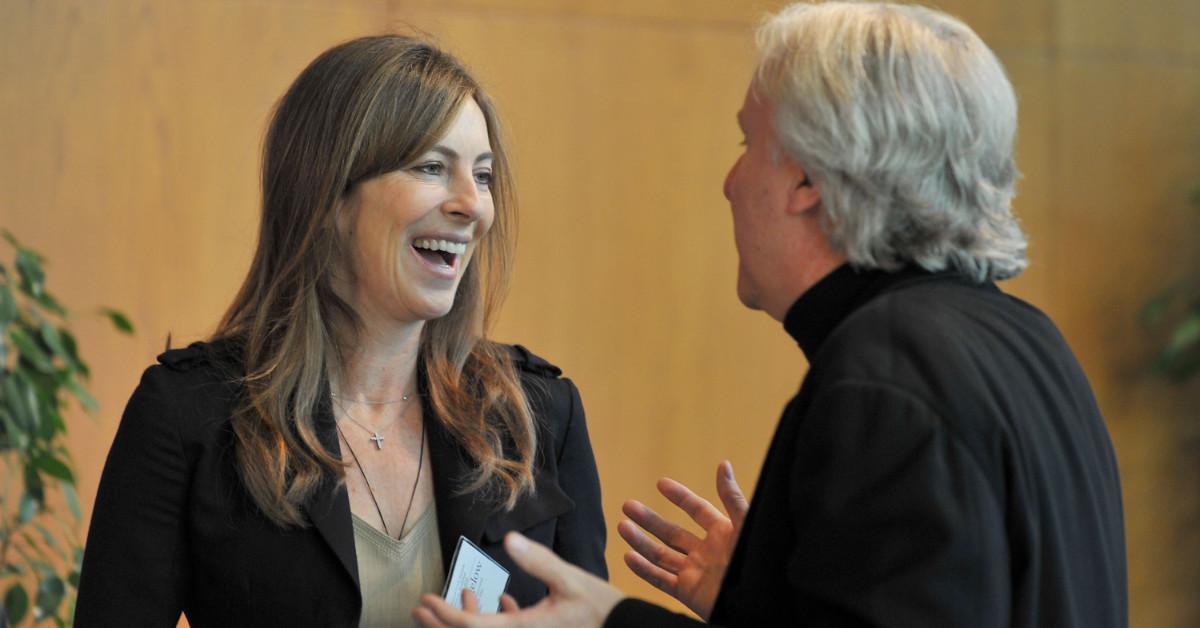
[412,238,467,271]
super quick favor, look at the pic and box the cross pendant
[369,432,385,449]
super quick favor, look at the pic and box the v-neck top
[352,505,443,628]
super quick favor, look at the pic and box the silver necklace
[333,396,414,450]
[337,421,425,539]
[330,391,412,406]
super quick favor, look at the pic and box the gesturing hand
[413,532,624,628]
[618,461,748,620]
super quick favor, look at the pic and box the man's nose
[723,159,739,201]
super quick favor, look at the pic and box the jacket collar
[307,388,360,591]
[783,263,963,360]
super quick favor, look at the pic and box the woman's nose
[443,170,485,221]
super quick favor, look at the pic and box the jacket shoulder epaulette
[156,342,211,372]
[508,344,563,379]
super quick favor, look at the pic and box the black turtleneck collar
[783,263,954,360]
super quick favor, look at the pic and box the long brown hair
[214,36,534,528]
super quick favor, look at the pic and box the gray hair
[755,2,1027,282]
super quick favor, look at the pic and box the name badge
[441,535,510,613]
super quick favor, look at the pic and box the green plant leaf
[24,461,45,503]
[63,372,98,414]
[0,283,16,326]
[4,374,34,433]
[2,229,19,248]
[1163,313,1200,358]
[62,481,82,520]
[59,329,88,377]
[27,559,54,578]
[34,291,67,317]
[19,491,38,523]
[15,248,46,299]
[1,563,25,577]
[4,582,29,625]
[34,574,65,619]
[33,523,65,558]
[1163,349,1200,382]
[34,453,74,483]
[99,308,134,335]
[40,321,71,367]
[1138,289,1175,326]
[0,406,27,451]
[10,327,54,373]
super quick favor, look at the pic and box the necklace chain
[334,396,414,450]
[337,419,425,540]
[330,391,413,406]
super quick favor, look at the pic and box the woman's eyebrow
[429,145,493,163]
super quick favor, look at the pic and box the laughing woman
[75,36,605,627]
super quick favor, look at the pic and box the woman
[75,36,606,627]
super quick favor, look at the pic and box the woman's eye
[414,162,445,176]
[474,170,494,187]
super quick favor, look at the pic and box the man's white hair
[756,2,1027,282]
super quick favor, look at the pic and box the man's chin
[735,278,762,312]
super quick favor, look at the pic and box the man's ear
[786,172,821,216]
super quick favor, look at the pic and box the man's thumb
[505,532,574,592]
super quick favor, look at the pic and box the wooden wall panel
[2,0,1198,625]
[1059,0,1200,59]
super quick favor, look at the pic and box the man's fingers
[499,594,520,613]
[716,461,749,529]
[621,499,700,553]
[415,594,474,628]
[462,589,481,613]
[623,549,679,597]
[412,605,449,628]
[617,519,687,573]
[658,477,727,531]
[504,531,578,594]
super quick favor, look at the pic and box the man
[415,2,1128,626]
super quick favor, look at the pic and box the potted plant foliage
[1141,188,1200,381]
[0,232,133,626]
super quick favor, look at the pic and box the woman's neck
[333,320,423,403]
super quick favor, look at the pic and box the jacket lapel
[307,392,360,590]
[426,396,494,570]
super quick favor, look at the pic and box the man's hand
[413,532,624,628]
[618,461,748,620]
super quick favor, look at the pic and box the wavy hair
[214,36,534,527]
[755,2,1027,282]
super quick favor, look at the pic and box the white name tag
[441,535,510,613]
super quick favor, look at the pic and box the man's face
[723,85,810,313]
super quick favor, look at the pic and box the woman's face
[339,98,496,327]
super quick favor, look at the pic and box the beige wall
[2,0,1198,625]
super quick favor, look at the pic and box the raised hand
[618,460,748,620]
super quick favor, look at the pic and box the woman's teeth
[413,239,467,255]
[413,239,465,266]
